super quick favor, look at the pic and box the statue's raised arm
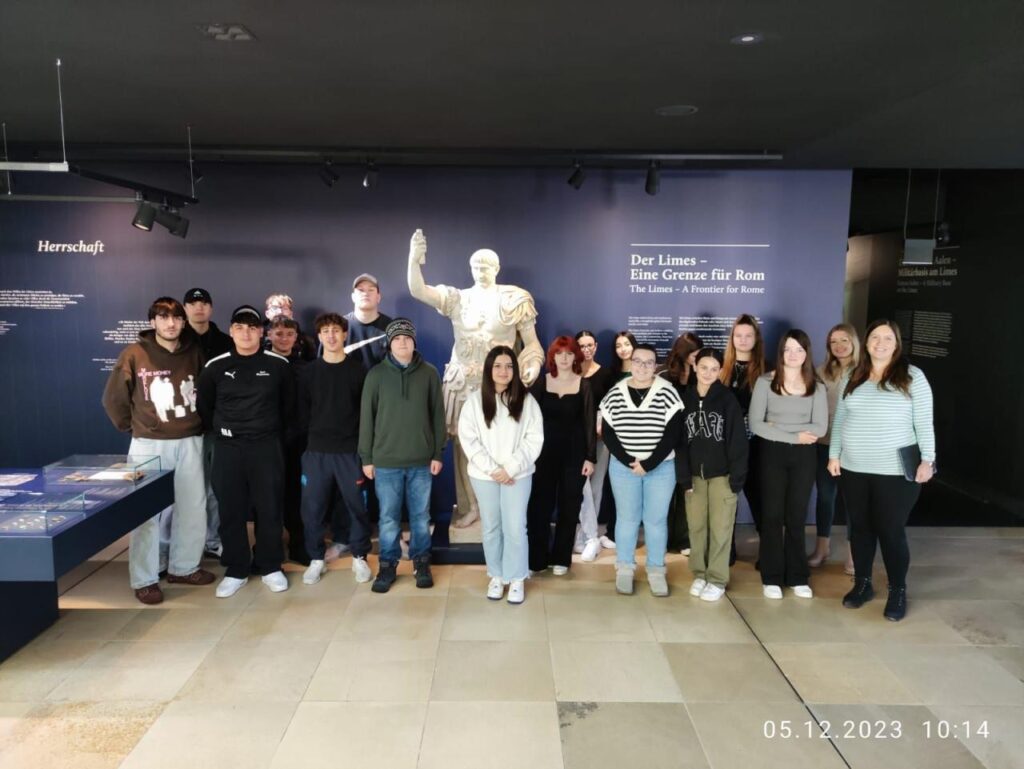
[407,229,445,311]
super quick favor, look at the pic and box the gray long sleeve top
[748,373,828,444]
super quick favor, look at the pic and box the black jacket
[197,349,296,441]
[677,380,748,492]
[194,321,233,362]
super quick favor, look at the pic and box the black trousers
[744,436,764,530]
[527,452,587,571]
[283,435,307,559]
[301,451,372,559]
[758,440,816,587]
[839,469,920,588]
[212,437,285,579]
[667,483,690,551]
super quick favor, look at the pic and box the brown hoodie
[102,327,204,440]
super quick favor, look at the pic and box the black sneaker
[372,560,398,593]
[884,585,907,621]
[842,578,875,608]
[413,555,434,589]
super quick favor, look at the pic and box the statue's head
[469,249,500,288]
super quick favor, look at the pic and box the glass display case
[43,454,161,486]
[0,490,88,534]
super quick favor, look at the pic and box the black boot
[884,585,907,621]
[372,560,398,593]
[842,578,875,608]
[413,554,434,589]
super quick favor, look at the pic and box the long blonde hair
[821,322,860,382]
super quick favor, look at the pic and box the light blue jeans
[127,435,206,589]
[608,456,676,568]
[375,465,432,563]
[470,475,532,583]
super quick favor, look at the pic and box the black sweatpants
[283,435,308,560]
[527,451,587,571]
[212,437,285,579]
[839,469,920,588]
[758,440,816,587]
[302,451,372,559]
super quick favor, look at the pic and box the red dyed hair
[545,335,583,376]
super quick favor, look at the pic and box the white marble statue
[407,229,544,528]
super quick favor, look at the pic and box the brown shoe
[166,568,216,586]
[134,584,164,605]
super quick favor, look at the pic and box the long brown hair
[770,329,817,396]
[610,331,638,375]
[666,332,701,384]
[821,322,860,382]
[482,345,527,426]
[720,314,764,390]
[843,319,912,397]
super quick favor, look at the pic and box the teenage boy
[197,305,296,597]
[183,286,232,560]
[102,297,214,604]
[359,318,446,592]
[345,274,392,370]
[268,315,312,564]
[299,313,373,585]
[263,293,315,360]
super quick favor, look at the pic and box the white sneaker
[324,542,351,562]
[581,538,601,562]
[763,585,783,600]
[352,556,372,583]
[689,578,708,597]
[599,535,616,550]
[303,559,327,585]
[700,583,725,602]
[552,565,569,576]
[507,580,525,604]
[486,577,504,600]
[681,547,691,556]
[261,570,289,593]
[792,585,814,599]
[572,541,585,554]
[215,576,248,598]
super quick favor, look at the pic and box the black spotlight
[645,161,660,196]
[567,161,586,190]
[132,202,156,231]
[154,207,190,239]
[362,163,378,189]
[318,162,339,188]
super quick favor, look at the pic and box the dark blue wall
[0,165,851,516]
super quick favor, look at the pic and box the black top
[197,350,296,441]
[728,360,753,415]
[300,356,366,454]
[583,365,614,405]
[194,321,233,363]
[677,380,748,491]
[344,311,393,371]
[529,376,597,464]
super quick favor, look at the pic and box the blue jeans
[470,475,532,583]
[608,456,676,568]
[815,443,851,540]
[375,466,432,563]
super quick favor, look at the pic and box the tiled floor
[1,525,1022,769]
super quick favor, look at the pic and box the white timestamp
[762,720,990,740]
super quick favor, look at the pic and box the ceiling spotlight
[567,161,586,190]
[362,163,378,189]
[318,162,339,188]
[154,207,190,238]
[645,161,660,196]
[730,32,764,45]
[654,104,699,117]
[132,202,156,231]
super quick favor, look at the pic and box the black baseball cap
[230,305,263,327]
[184,287,212,304]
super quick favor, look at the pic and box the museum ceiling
[1,0,1022,168]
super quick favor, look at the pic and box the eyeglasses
[578,343,596,350]
[630,358,656,368]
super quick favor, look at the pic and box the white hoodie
[457,389,544,481]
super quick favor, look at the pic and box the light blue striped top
[828,365,936,476]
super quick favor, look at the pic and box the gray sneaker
[615,564,635,595]
[647,566,669,597]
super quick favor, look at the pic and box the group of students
[464,315,935,621]
[103,285,935,621]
